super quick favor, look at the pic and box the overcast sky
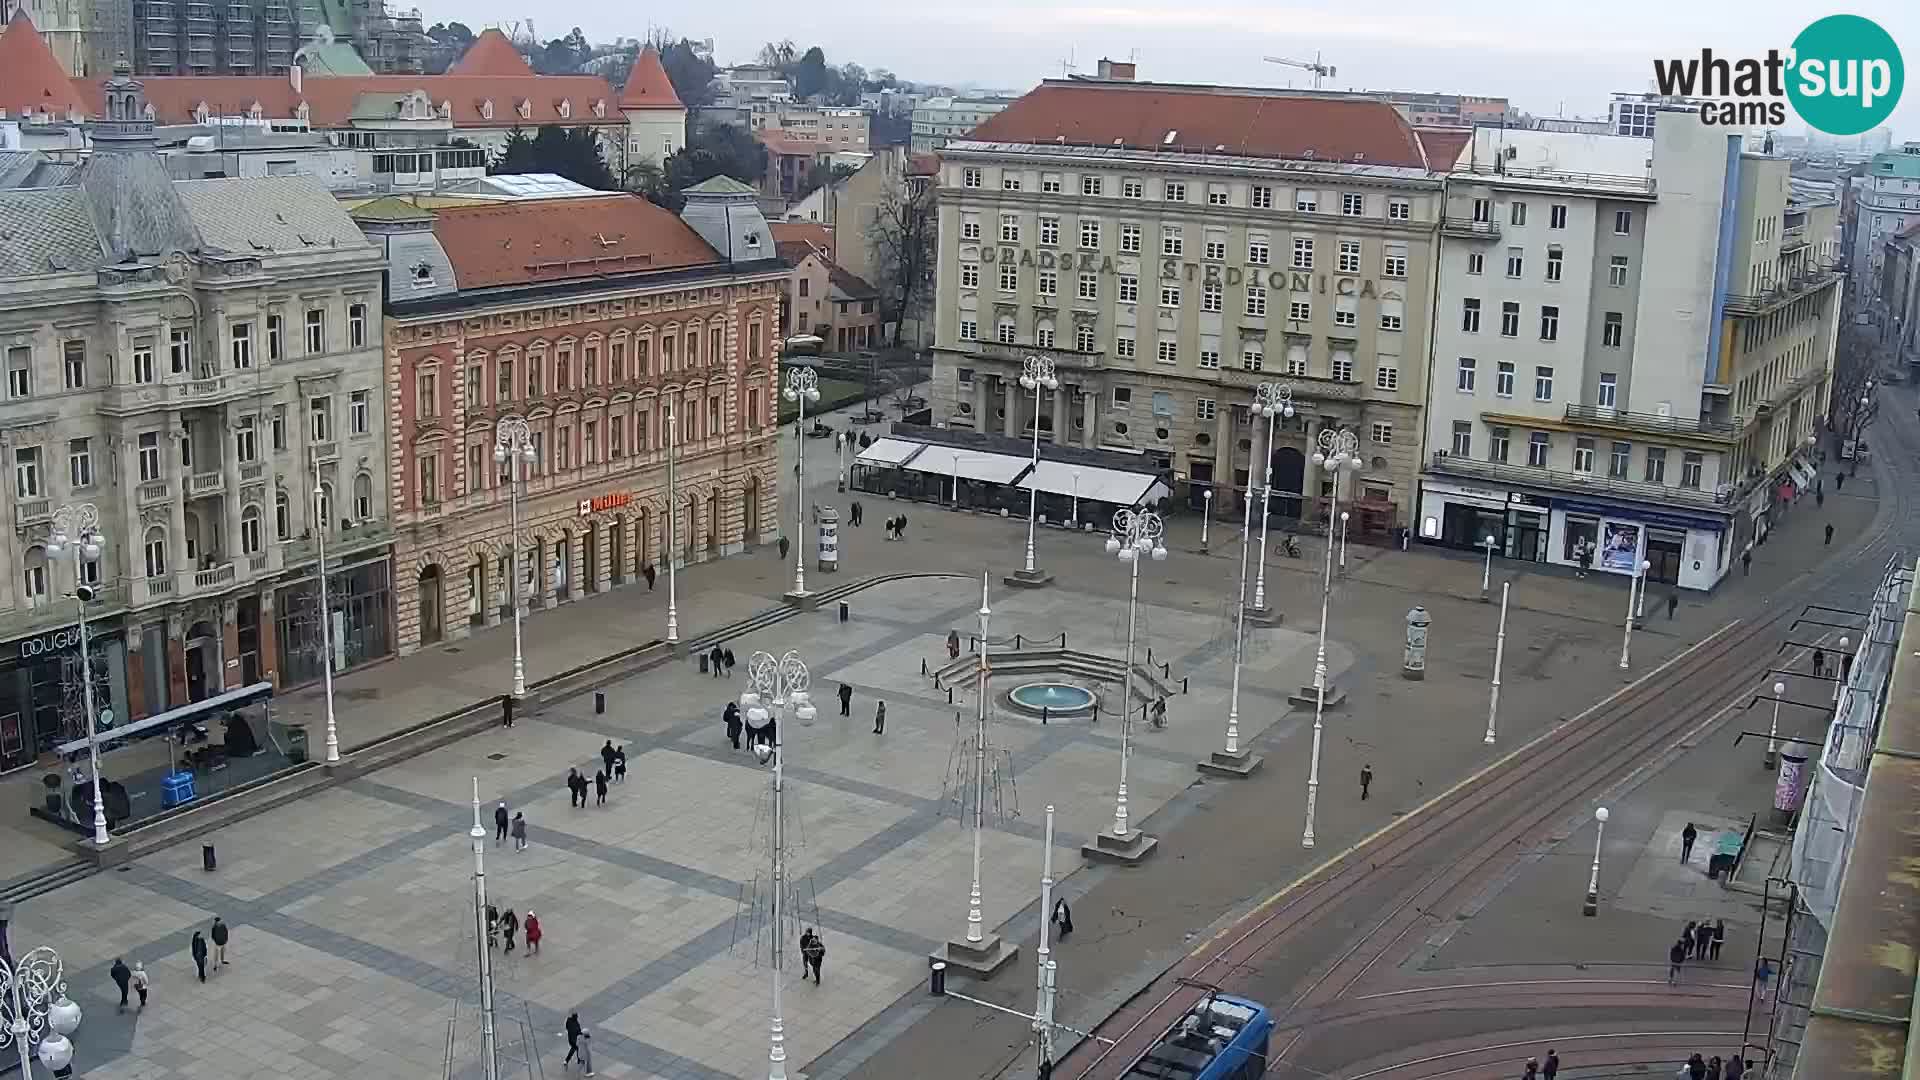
[428,0,1917,138]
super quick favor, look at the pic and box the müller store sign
[579,492,633,516]
[964,245,1392,297]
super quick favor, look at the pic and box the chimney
[290,63,302,94]
[1096,58,1136,81]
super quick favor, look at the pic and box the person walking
[873,700,886,735]
[1755,956,1774,1000]
[643,563,656,590]
[501,908,519,954]
[524,911,542,954]
[801,928,826,984]
[851,500,863,527]
[130,961,148,1008]
[1837,471,1846,492]
[1667,592,1680,620]
[1711,919,1725,960]
[1741,549,1752,576]
[211,917,230,966]
[567,768,585,808]
[190,930,209,983]
[594,770,609,807]
[486,905,499,950]
[600,740,617,776]
[511,811,528,852]
[898,513,909,539]
[1051,898,1073,939]
[494,801,510,846]
[1360,764,1374,801]
[1682,920,1698,960]
[1695,921,1715,961]
[1813,649,1827,678]
[1825,522,1835,546]
[839,683,853,717]
[1522,1059,1538,1080]
[613,747,627,783]
[563,1012,583,1068]
[709,645,725,679]
[1681,822,1698,864]
[947,629,961,659]
[1668,938,1686,985]
[576,1030,595,1077]
[1683,1054,1705,1080]
[724,648,736,676]
[1725,1053,1744,1080]
[1542,1048,1559,1079]
[1707,1054,1723,1079]
[778,535,791,560]
[725,703,743,750]
[111,957,132,1012]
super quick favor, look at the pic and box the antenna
[1058,48,1076,78]
[1262,50,1336,90]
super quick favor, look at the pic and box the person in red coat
[524,911,542,955]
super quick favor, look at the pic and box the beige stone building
[357,177,787,654]
[929,75,1449,531]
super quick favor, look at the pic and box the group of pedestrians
[883,514,909,540]
[562,1011,595,1076]
[706,644,736,678]
[1517,1048,1558,1078]
[485,904,542,954]
[494,800,529,851]
[187,917,230,982]
[723,699,775,753]
[1666,918,1726,983]
[1677,1051,1750,1079]
[567,740,623,809]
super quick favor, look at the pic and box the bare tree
[887,358,931,411]
[866,177,936,349]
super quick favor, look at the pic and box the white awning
[57,681,275,754]
[904,447,1033,484]
[1017,459,1166,507]
[854,437,926,467]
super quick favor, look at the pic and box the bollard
[839,600,850,623]
[1161,662,1170,678]
[202,843,217,872]
[1146,647,1153,664]
[594,691,605,715]
[947,687,954,704]
[929,960,948,996]
[1181,676,1189,694]
[1016,634,1023,649]
[1041,706,1050,725]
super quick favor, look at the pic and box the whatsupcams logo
[1650,14,1903,135]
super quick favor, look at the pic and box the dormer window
[592,99,605,118]
[480,99,493,120]
[558,99,572,120]
[247,101,263,120]
[410,262,435,287]
[438,100,451,119]
[516,99,531,120]
[194,102,210,123]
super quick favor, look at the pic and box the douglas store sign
[18,627,85,660]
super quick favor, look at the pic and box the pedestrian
[1741,548,1751,576]
[1825,522,1835,546]
[190,930,209,982]
[130,961,148,1008]
[1725,1053,1744,1080]
[724,648,736,676]
[709,645,725,679]
[1051,897,1073,939]
[852,500,863,526]
[1707,1054,1723,1080]
[1667,592,1679,620]
[563,1012,583,1068]
[567,768,584,808]
[778,535,791,560]
[1813,649,1827,677]
[1360,763,1374,801]
[524,911,542,954]
[898,513,909,539]
[111,957,132,1012]
[1681,822,1698,864]
[613,746,627,783]
[600,739,617,776]
[1522,1058,1538,1080]
[1695,920,1714,960]
[1682,920,1698,959]
[1837,471,1845,492]
[511,811,528,851]
[502,908,518,953]
[801,928,826,983]
[725,703,743,750]
[211,916,230,966]
[487,904,499,949]
[1755,956,1773,1000]
[577,1030,595,1077]
[1683,1054,1705,1080]
[594,770,608,806]
[1816,489,1825,508]
[1843,652,1855,680]
[495,801,510,846]
[873,700,886,734]
[948,630,961,659]
[1542,1048,1559,1079]
[839,682,853,717]
[1668,938,1685,984]
[643,563,656,590]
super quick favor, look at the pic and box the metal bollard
[1016,634,1023,649]
[1041,706,1050,726]
[595,691,605,715]
[947,687,954,704]
[1182,677,1189,694]
[929,960,947,997]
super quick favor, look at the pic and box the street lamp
[1582,806,1609,916]
[0,945,80,1078]
[1617,558,1652,670]
[1018,356,1059,580]
[493,419,537,698]
[47,504,110,845]
[740,650,815,1080]
[962,574,992,945]
[1765,680,1785,770]
[1104,509,1166,843]
[665,400,680,646]
[1069,469,1081,529]
[1249,383,1295,614]
[1338,510,1350,575]
[836,427,847,493]
[1480,534,1496,601]
[467,779,500,1080]
[1486,581,1509,745]
[784,369,821,598]
[1302,427,1361,849]
[306,453,343,765]
[1203,420,1266,778]
[1200,489,1213,551]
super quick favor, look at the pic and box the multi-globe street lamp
[307,455,342,764]
[664,399,681,646]
[493,418,536,698]
[1105,509,1166,842]
[1249,383,1295,614]
[784,369,821,598]
[47,504,110,845]
[740,650,815,1080]
[0,945,80,1077]
[1302,427,1361,849]
[1018,356,1059,580]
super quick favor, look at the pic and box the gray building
[0,62,392,770]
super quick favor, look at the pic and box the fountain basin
[1005,681,1097,719]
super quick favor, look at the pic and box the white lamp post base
[1198,747,1265,778]
[1286,681,1348,709]
[781,590,820,610]
[1244,603,1285,628]
[1002,567,1054,589]
[930,935,1018,977]
[1080,828,1158,865]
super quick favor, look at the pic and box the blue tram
[1118,992,1274,1080]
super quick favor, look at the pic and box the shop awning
[57,681,275,754]
[903,447,1033,484]
[853,437,927,468]
[1016,459,1167,507]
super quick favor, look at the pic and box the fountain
[1005,682,1098,720]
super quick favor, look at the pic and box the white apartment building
[0,63,391,772]
[1849,143,1920,307]
[929,77,1449,534]
[910,94,1015,153]
[1419,119,1841,591]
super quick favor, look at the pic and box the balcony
[1563,404,1741,441]
[961,342,1105,373]
[188,471,224,497]
[1451,161,1658,198]
[191,561,237,589]
[142,575,175,599]
[14,499,50,527]
[1427,451,1733,512]
[1724,268,1843,317]
[310,441,339,463]
[0,583,127,641]
[135,480,170,506]
[1441,217,1501,241]
[102,370,262,417]
[1214,368,1366,401]
[240,463,264,483]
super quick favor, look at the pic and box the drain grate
[486,753,508,761]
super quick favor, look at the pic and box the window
[1549,204,1567,229]
[1338,240,1361,273]
[1036,324,1055,348]
[305,308,325,353]
[1120,224,1142,253]
[1202,281,1222,312]
[1371,422,1393,445]
[241,505,263,554]
[349,388,373,434]
[1114,336,1136,359]
[1573,438,1596,472]
[13,446,39,497]
[1457,357,1477,392]
[1000,214,1019,243]
[1500,302,1520,337]
[1505,248,1524,277]
[1241,346,1263,372]
[1645,446,1667,484]
[1608,255,1629,287]
[1534,365,1554,401]
[1614,210,1633,235]
[1002,173,1022,191]
[132,340,155,384]
[1196,398,1217,420]
[1527,431,1549,467]
[1375,360,1399,390]
[1341,192,1364,216]
[268,315,283,361]
[1495,360,1515,396]
[999,264,1018,292]
[6,348,29,398]
[1082,175,1104,197]
[1163,180,1185,202]
[1388,198,1410,221]
[1075,325,1096,352]
[1112,386,1133,409]
[1334,296,1356,327]
[1462,298,1481,333]
[959,320,977,341]
[1288,298,1311,321]
[961,216,981,241]
[1080,219,1101,249]
[1539,306,1560,341]
[1472,198,1493,223]
[309,396,331,441]
[1608,442,1631,479]
[1251,185,1274,210]
[1038,270,1057,297]
[961,263,979,289]
[1681,451,1703,488]
[170,328,191,373]
[1292,237,1314,269]
[1383,244,1408,278]
[67,438,92,489]
[1198,349,1220,369]
[1597,373,1618,408]
[1285,346,1308,376]
[1041,174,1061,194]
[1162,226,1183,256]
[1466,252,1484,275]
[1602,312,1624,348]
[1488,427,1510,463]
[62,341,86,388]
[1037,216,1059,247]
[1451,421,1472,456]
[1248,238,1270,265]
[275,490,290,538]
[138,432,160,481]
[1545,249,1563,282]
[1119,275,1139,303]
[1296,190,1318,213]
[1156,340,1178,364]
[1206,184,1229,207]
[235,416,256,464]
[1510,201,1527,226]
[1330,352,1353,381]
[1245,284,1267,317]
[962,167,982,188]
[1078,273,1098,300]
[997,318,1016,344]
[1379,301,1402,331]
[143,527,167,578]
[1122,178,1143,199]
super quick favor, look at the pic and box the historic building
[928,73,1448,533]
[0,57,391,771]
[356,176,786,654]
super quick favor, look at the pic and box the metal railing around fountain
[918,634,1187,719]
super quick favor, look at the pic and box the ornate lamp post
[1249,383,1295,615]
[467,779,500,1080]
[307,454,342,764]
[1302,427,1361,849]
[493,418,536,697]
[1199,489,1212,551]
[1016,356,1059,583]
[1765,680,1786,770]
[665,399,680,646]
[1102,509,1166,852]
[1199,387,1284,780]
[784,369,821,598]
[0,946,81,1077]
[740,650,815,1080]
[1480,534,1497,601]
[48,504,110,845]
[1582,806,1609,915]
[1617,558,1652,670]
[1486,581,1510,745]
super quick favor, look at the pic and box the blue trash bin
[161,770,196,808]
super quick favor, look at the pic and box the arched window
[276,489,291,538]
[316,482,333,529]
[353,472,373,520]
[21,546,47,607]
[240,504,263,554]
[996,314,1017,344]
[143,527,168,578]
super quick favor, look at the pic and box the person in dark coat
[594,771,609,806]
[1682,920,1698,959]
[1711,919,1726,960]
[1051,898,1073,939]
[947,630,961,659]
[501,908,519,953]
[778,535,791,560]
[566,768,582,808]
[563,1012,584,1067]
[1541,1048,1559,1079]
[709,645,725,678]
[724,648,736,675]
[873,700,886,735]
[1667,938,1686,984]
[1667,591,1680,620]
[511,811,528,852]
[1684,1055,1705,1080]
[643,563,656,590]
[851,500,863,526]
[1360,764,1374,801]
[190,930,209,982]
[210,917,230,965]
[486,905,499,949]
[1681,822,1699,864]
[838,683,853,717]
[725,704,743,750]
[1695,921,1714,960]
[613,747,627,783]
[1725,1053,1745,1079]
[111,957,132,1011]
[800,928,825,983]
[600,740,617,775]
[494,801,510,846]
[1812,649,1827,677]
[1521,1059,1537,1080]
[1741,549,1752,576]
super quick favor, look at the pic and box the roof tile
[74,73,621,130]
[448,29,534,77]
[430,193,721,289]
[0,11,87,117]
[619,46,682,111]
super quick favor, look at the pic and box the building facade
[0,60,392,772]
[909,95,1013,153]
[1419,120,1840,591]
[928,77,1445,532]
[1881,223,1920,368]
[1848,144,1920,309]
[358,178,787,654]
[1376,90,1511,128]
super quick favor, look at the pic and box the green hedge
[777,375,870,425]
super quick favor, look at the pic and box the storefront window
[0,625,128,772]
[274,561,393,687]
[1563,516,1598,561]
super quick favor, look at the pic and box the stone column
[117,433,141,577]
[167,425,188,584]
[1002,378,1017,438]
[1051,386,1067,445]
[1083,391,1098,448]
[221,404,243,567]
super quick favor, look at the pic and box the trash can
[699,653,710,674]
[161,770,196,808]
[202,843,217,872]
[285,724,309,765]
[838,601,850,623]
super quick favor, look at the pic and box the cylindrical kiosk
[816,504,841,573]
[1402,606,1430,680]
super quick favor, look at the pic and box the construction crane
[1263,52,1335,90]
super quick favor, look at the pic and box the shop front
[1549,499,1729,591]
[274,557,395,688]
[1416,480,1553,563]
[0,619,131,775]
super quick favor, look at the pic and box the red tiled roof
[828,264,878,300]
[907,153,939,176]
[432,194,721,289]
[72,73,622,129]
[619,46,682,111]
[448,29,534,77]
[1416,127,1473,171]
[968,81,1428,169]
[0,12,86,117]
[756,129,826,158]
[775,240,822,265]
[770,221,832,254]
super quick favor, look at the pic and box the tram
[1118,991,1274,1080]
